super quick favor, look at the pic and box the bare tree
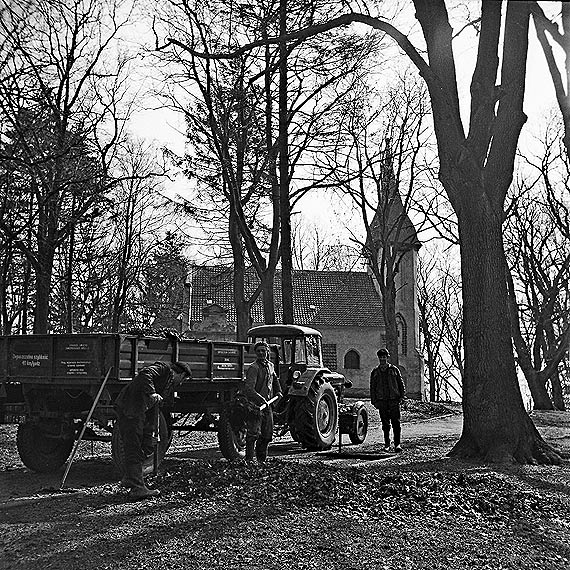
[153,0,381,336]
[531,3,570,155]
[318,74,429,365]
[505,121,570,410]
[106,139,177,332]
[291,216,362,271]
[0,0,135,333]
[46,138,176,333]
[418,251,463,402]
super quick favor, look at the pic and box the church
[181,259,425,399]
[173,147,425,399]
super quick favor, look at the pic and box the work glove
[151,393,164,407]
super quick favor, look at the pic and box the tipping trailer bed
[0,333,259,472]
[0,333,256,423]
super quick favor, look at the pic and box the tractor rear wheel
[17,421,74,473]
[291,379,338,450]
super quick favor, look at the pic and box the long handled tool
[60,367,113,490]
[259,395,279,411]
[152,403,161,476]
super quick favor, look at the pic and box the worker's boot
[119,476,134,489]
[245,439,256,462]
[129,485,160,499]
[120,461,146,492]
[394,426,402,453]
[256,440,269,462]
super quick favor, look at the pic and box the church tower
[368,141,425,399]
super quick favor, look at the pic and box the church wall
[394,248,425,399]
[317,325,383,397]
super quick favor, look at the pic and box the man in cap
[242,341,282,462]
[370,348,406,453]
[115,360,192,498]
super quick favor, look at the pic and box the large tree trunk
[261,274,276,324]
[526,371,556,410]
[449,200,559,464]
[66,218,76,333]
[279,0,294,325]
[34,242,55,334]
[34,266,51,334]
[383,281,399,367]
[233,266,251,341]
[21,256,32,334]
[229,210,252,341]
[550,372,566,411]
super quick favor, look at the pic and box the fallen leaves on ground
[156,459,563,522]
[2,404,570,570]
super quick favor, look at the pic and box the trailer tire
[17,421,74,473]
[348,402,368,444]
[111,411,171,476]
[291,379,338,450]
[217,410,246,461]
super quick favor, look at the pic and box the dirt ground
[1,402,569,570]
[0,400,458,501]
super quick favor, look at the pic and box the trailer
[0,327,368,473]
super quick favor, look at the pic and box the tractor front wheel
[348,402,368,444]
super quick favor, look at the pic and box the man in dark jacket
[115,360,192,498]
[370,348,406,453]
[242,342,282,462]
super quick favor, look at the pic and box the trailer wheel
[111,411,171,475]
[217,410,246,461]
[17,421,74,473]
[348,402,368,444]
[291,379,338,450]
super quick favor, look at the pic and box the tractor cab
[247,324,324,389]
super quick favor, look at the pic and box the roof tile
[189,266,384,328]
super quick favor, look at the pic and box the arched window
[344,349,360,369]
[396,313,408,356]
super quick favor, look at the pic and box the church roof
[188,266,384,328]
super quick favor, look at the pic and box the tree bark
[550,371,566,411]
[261,273,276,325]
[66,199,76,333]
[279,0,294,324]
[507,269,554,410]
[33,258,53,334]
[229,209,252,341]
[0,244,10,335]
[449,199,558,463]
[34,212,56,334]
[383,280,399,367]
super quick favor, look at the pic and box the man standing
[242,341,282,462]
[115,360,192,498]
[370,348,406,453]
